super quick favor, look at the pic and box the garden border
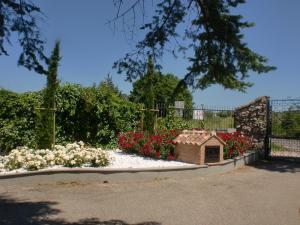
[0,151,259,180]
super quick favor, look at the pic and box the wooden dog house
[173,130,225,165]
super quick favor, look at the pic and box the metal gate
[269,99,300,158]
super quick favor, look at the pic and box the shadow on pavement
[252,159,300,173]
[0,195,161,225]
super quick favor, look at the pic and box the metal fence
[156,104,235,131]
[269,99,300,158]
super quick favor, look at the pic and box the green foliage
[203,116,234,131]
[0,89,40,154]
[143,56,156,131]
[217,111,232,118]
[0,83,141,154]
[157,109,195,130]
[130,73,193,108]
[270,142,286,152]
[157,108,234,131]
[36,41,61,149]
[272,107,300,138]
[115,0,276,92]
[0,0,47,74]
[100,74,122,96]
[55,83,141,147]
[281,108,300,138]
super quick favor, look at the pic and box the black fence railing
[269,99,300,157]
[156,104,235,131]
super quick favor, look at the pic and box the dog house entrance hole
[205,146,220,163]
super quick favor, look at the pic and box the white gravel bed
[105,149,195,168]
[0,149,195,175]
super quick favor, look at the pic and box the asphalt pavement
[0,160,299,225]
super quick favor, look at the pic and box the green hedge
[0,89,40,153]
[0,83,141,154]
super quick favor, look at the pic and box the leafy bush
[0,89,40,154]
[0,142,109,171]
[217,132,252,159]
[118,130,180,160]
[55,83,141,147]
[272,106,300,138]
[157,109,196,130]
[0,83,141,154]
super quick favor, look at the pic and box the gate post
[264,97,271,159]
[234,96,270,157]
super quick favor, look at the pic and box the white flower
[78,141,84,147]
[1,141,109,171]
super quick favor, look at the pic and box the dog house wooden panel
[174,130,225,165]
[175,143,202,165]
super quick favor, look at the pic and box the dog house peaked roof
[174,130,226,146]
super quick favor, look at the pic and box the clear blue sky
[0,0,299,106]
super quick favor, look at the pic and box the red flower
[155,151,161,158]
[167,154,174,161]
[118,129,181,160]
[217,131,252,159]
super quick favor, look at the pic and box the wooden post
[155,105,158,130]
[53,109,56,147]
[140,108,159,131]
[141,109,144,131]
[36,107,57,149]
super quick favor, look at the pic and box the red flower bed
[118,130,181,160]
[217,131,252,159]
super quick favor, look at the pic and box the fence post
[264,97,271,159]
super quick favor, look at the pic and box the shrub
[55,83,141,147]
[217,132,252,159]
[0,83,141,154]
[0,142,110,171]
[118,130,180,160]
[157,109,196,130]
[0,90,40,154]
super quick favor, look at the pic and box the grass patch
[271,142,288,152]
[182,116,234,130]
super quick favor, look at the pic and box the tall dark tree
[36,41,60,149]
[130,73,193,109]
[113,0,276,92]
[143,55,155,131]
[0,0,47,74]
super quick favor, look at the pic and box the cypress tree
[36,41,61,149]
[143,55,155,132]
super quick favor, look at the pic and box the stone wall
[234,96,270,150]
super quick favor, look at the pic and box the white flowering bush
[1,142,110,171]
[0,156,5,172]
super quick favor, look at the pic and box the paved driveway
[0,160,299,225]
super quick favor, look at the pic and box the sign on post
[175,101,185,118]
[175,101,185,109]
[193,110,204,120]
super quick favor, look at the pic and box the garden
[0,106,253,174]
[0,47,254,175]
